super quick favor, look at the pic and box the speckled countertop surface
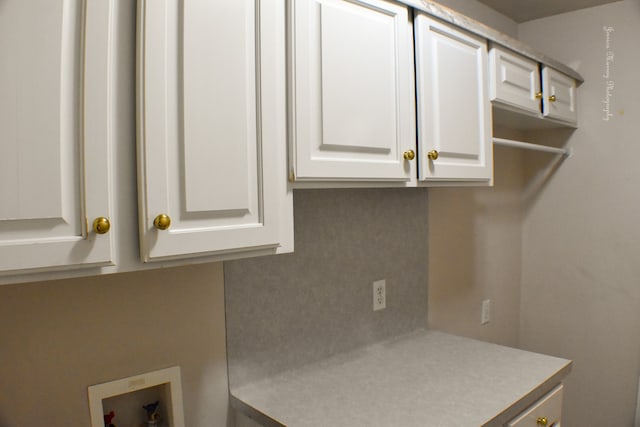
[402,0,583,82]
[231,330,571,427]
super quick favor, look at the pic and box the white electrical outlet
[481,299,491,325]
[373,280,386,311]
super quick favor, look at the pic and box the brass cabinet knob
[92,217,111,234]
[536,417,548,426]
[548,94,557,102]
[535,91,543,100]
[153,214,171,230]
[427,150,439,161]
[403,150,415,160]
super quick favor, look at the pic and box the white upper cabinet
[542,66,578,124]
[414,13,493,183]
[489,45,578,127]
[0,0,115,274]
[137,0,291,261]
[489,45,541,117]
[289,0,416,183]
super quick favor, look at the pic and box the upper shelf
[400,0,584,83]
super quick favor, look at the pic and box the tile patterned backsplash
[225,188,429,387]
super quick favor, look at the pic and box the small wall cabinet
[414,13,493,183]
[137,0,292,262]
[489,45,577,127]
[288,0,416,183]
[542,66,577,124]
[0,0,116,275]
[489,46,541,117]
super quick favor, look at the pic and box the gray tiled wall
[225,188,429,387]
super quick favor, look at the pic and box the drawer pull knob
[536,417,548,426]
[535,91,543,100]
[403,150,415,161]
[153,214,171,230]
[427,150,439,161]
[548,95,557,102]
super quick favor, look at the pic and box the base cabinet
[507,385,563,427]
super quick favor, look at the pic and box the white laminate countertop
[230,329,572,427]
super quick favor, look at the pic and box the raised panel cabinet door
[489,45,542,117]
[137,0,288,261]
[289,0,416,182]
[414,14,492,182]
[0,0,114,274]
[542,66,578,125]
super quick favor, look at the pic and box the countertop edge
[230,394,285,427]
[482,360,573,426]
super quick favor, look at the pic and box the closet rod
[493,137,570,156]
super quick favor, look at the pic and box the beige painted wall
[428,146,525,347]
[0,263,231,427]
[519,1,640,425]
[426,0,525,348]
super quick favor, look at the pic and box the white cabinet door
[542,66,578,125]
[289,0,416,182]
[489,45,541,117]
[414,14,492,182]
[0,0,115,274]
[137,0,289,262]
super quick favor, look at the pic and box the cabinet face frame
[414,13,493,183]
[0,0,115,275]
[288,0,416,183]
[137,0,289,262]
